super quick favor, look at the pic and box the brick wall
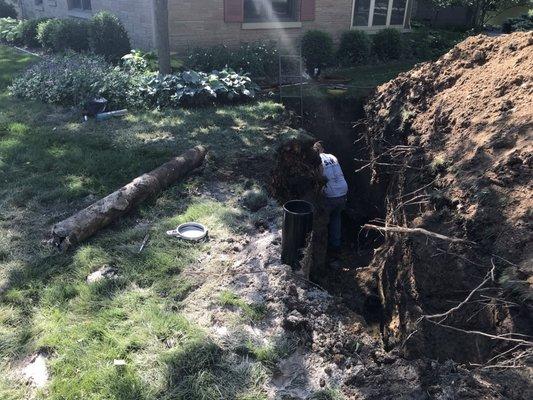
[19,0,359,53]
[19,0,154,49]
[168,0,354,53]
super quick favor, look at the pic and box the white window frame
[351,0,409,30]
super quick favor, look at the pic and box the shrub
[136,68,260,108]
[501,13,533,33]
[301,30,334,76]
[0,17,21,44]
[37,18,89,52]
[88,11,131,62]
[0,0,16,18]
[231,41,279,79]
[9,53,131,108]
[186,44,231,72]
[337,30,371,66]
[185,41,279,79]
[372,28,403,61]
[18,18,47,47]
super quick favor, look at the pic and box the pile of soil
[363,32,532,363]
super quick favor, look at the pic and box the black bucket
[281,200,314,269]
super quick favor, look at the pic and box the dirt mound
[363,32,533,364]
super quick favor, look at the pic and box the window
[352,0,408,28]
[244,0,298,22]
[68,0,92,11]
[34,0,43,6]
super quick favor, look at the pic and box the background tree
[430,0,531,29]
[153,0,171,74]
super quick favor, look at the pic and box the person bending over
[314,142,348,256]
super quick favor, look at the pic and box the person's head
[313,141,325,154]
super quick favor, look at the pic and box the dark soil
[363,32,533,364]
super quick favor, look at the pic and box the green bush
[136,68,260,108]
[301,30,334,76]
[18,18,47,47]
[0,0,16,18]
[0,17,21,44]
[186,44,230,72]
[89,11,131,62]
[37,18,89,52]
[501,13,533,33]
[372,28,403,61]
[337,30,371,66]
[9,53,131,108]
[186,41,279,79]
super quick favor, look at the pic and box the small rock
[319,377,326,387]
[86,265,118,284]
[283,310,308,331]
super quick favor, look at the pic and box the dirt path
[177,181,532,399]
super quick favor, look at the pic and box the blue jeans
[325,195,347,249]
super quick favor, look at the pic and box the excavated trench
[280,95,388,332]
[276,67,532,367]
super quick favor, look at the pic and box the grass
[219,290,267,322]
[0,44,294,399]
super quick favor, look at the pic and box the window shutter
[224,0,244,22]
[300,0,316,21]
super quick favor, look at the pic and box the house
[19,0,414,52]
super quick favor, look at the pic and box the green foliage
[403,27,464,59]
[18,18,47,48]
[301,30,334,74]
[136,68,260,108]
[88,11,131,62]
[9,53,130,108]
[337,30,371,66]
[372,28,403,61]
[0,17,20,44]
[37,18,89,52]
[121,49,159,73]
[219,290,267,321]
[0,0,16,18]
[10,51,259,109]
[186,41,279,79]
[501,13,533,33]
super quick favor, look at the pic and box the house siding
[19,0,154,49]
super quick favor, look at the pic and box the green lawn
[0,45,290,400]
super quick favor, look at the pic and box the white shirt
[320,153,348,198]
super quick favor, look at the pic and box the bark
[153,0,171,75]
[52,146,207,251]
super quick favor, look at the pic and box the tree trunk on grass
[153,0,171,75]
[51,146,207,251]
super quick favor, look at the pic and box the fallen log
[51,145,207,251]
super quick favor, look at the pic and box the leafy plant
[89,11,131,62]
[301,30,334,76]
[121,49,159,73]
[0,0,16,18]
[372,28,403,61]
[136,68,260,108]
[37,18,90,52]
[18,18,47,48]
[9,53,131,108]
[186,41,279,79]
[337,30,372,66]
[0,17,20,44]
[501,13,533,33]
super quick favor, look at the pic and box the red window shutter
[300,0,316,21]
[224,0,244,22]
